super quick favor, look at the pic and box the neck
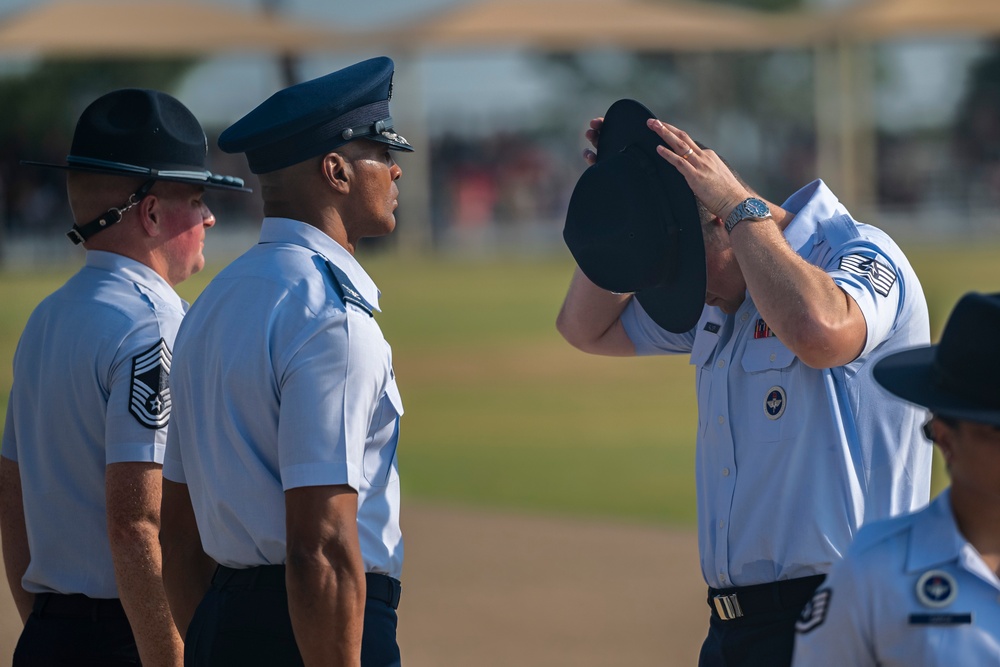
[950,486,1000,575]
[265,204,354,255]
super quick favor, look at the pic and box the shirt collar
[906,490,966,572]
[84,250,186,313]
[779,179,848,258]
[258,217,381,312]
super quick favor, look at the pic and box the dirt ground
[0,502,707,666]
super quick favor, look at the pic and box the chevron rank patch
[129,338,172,429]
[796,588,832,634]
[839,254,897,297]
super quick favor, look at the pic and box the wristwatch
[724,197,771,234]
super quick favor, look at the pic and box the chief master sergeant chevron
[159,57,411,666]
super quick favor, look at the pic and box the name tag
[908,613,973,625]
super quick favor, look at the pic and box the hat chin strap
[66,179,156,245]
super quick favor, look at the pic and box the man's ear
[136,194,160,237]
[322,152,350,195]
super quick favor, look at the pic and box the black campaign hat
[21,88,249,192]
[563,99,705,334]
[874,292,1000,427]
[218,56,414,174]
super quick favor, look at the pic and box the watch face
[745,198,769,218]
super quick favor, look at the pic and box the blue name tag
[908,613,973,625]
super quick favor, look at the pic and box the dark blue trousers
[184,566,401,667]
[698,575,825,667]
[12,594,140,666]
[698,605,802,667]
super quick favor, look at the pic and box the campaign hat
[21,88,249,192]
[218,56,414,174]
[874,292,1000,427]
[563,99,705,334]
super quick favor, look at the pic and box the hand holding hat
[563,99,706,334]
[646,118,754,224]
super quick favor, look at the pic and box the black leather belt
[33,593,127,620]
[708,574,825,621]
[213,564,401,610]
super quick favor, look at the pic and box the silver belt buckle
[713,593,744,620]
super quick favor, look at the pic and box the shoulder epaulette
[324,260,374,317]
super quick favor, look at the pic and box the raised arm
[106,462,184,667]
[648,119,867,368]
[557,116,638,357]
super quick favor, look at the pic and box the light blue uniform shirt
[163,218,403,579]
[2,251,185,598]
[793,490,1000,666]
[622,180,932,588]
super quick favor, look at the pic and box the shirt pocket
[740,337,796,443]
[363,377,403,487]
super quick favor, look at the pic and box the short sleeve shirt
[792,490,1000,666]
[163,218,403,579]
[2,251,186,597]
[621,180,932,588]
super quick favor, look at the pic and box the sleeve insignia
[129,338,172,429]
[795,588,831,634]
[838,254,897,297]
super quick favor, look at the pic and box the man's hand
[583,117,603,165]
[646,118,752,223]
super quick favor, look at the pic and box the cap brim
[19,159,252,193]
[874,345,1000,426]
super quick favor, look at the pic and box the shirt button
[722,468,731,477]
[720,574,727,583]
[769,353,776,362]
[718,520,725,529]
[717,359,726,369]
[718,415,725,425]
[741,313,749,322]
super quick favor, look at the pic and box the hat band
[244,100,393,173]
[67,156,245,188]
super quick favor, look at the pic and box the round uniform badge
[915,570,958,608]
[764,386,786,420]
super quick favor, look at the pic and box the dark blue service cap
[218,56,414,174]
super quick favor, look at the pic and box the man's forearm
[0,458,34,623]
[110,518,184,667]
[161,544,215,639]
[729,217,865,368]
[287,554,365,667]
[160,478,215,638]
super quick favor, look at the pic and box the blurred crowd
[4,128,998,254]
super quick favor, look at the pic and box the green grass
[1,241,994,525]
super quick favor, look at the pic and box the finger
[646,119,689,157]
[583,148,597,166]
[659,121,698,151]
[589,117,604,130]
[656,144,689,170]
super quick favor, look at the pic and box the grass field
[1,241,994,525]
